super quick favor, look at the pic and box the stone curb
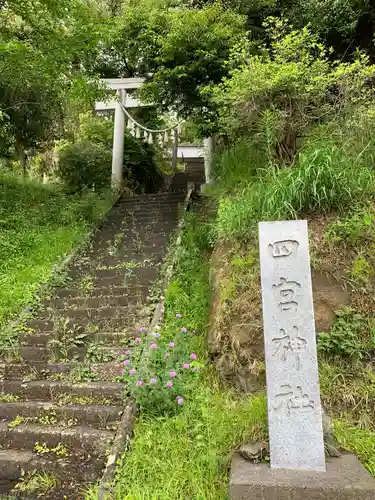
[97,399,137,500]
[96,183,196,499]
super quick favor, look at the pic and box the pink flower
[155,333,161,338]
[138,327,146,333]
[177,397,184,405]
[150,378,157,384]
[169,371,176,378]
[123,359,130,366]
[167,382,173,388]
[176,314,182,318]
[136,380,144,387]
[135,338,142,343]
[151,343,157,349]
[169,343,175,349]
[129,369,136,375]
[183,363,190,369]
[180,327,187,333]
[190,353,197,360]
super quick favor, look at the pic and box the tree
[0,0,107,172]
[138,4,248,136]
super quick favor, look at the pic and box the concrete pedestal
[230,453,375,500]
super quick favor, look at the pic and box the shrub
[211,18,375,163]
[324,205,375,247]
[119,324,203,416]
[318,307,365,362]
[57,140,111,193]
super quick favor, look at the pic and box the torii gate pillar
[111,90,125,190]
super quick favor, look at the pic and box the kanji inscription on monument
[259,220,326,472]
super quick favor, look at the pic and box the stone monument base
[230,453,375,500]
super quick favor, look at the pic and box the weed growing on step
[8,415,25,428]
[85,342,116,363]
[0,394,21,403]
[48,318,88,362]
[34,442,68,457]
[14,471,57,495]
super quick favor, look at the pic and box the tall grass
[216,140,375,240]
[212,139,261,193]
[0,174,114,328]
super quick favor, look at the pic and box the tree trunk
[15,139,27,177]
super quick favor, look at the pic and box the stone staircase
[0,183,192,498]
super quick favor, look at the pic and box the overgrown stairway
[0,185,191,498]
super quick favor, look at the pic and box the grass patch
[0,174,114,328]
[334,420,375,475]
[111,210,268,499]
[215,139,374,241]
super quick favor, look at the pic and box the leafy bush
[318,307,365,362]
[120,325,203,416]
[324,205,375,247]
[57,140,111,192]
[215,138,375,240]
[61,114,164,193]
[211,18,375,162]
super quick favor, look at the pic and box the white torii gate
[95,78,213,190]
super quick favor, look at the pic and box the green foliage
[211,18,375,161]
[0,173,114,328]
[212,140,261,192]
[34,442,68,457]
[334,420,375,475]
[120,328,203,416]
[138,3,247,135]
[57,141,112,193]
[215,138,374,240]
[0,0,107,167]
[318,307,366,362]
[15,471,57,494]
[350,255,374,285]
[324,205,375,247]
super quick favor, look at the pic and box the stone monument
[230,220,375,500]
[259,220,325,471]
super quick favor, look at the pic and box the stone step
[22,330,131,347]
[117,192,185,203]
[0,361,125,381]
[0,421,113,456]
[0,401,122,428]
[49,294,146,311]
[25,309,151,332]
[0,448,102,488]
[55,285,152,300]
[16,345,126,363]
[87,246,168,262]
[0,381,124,405]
